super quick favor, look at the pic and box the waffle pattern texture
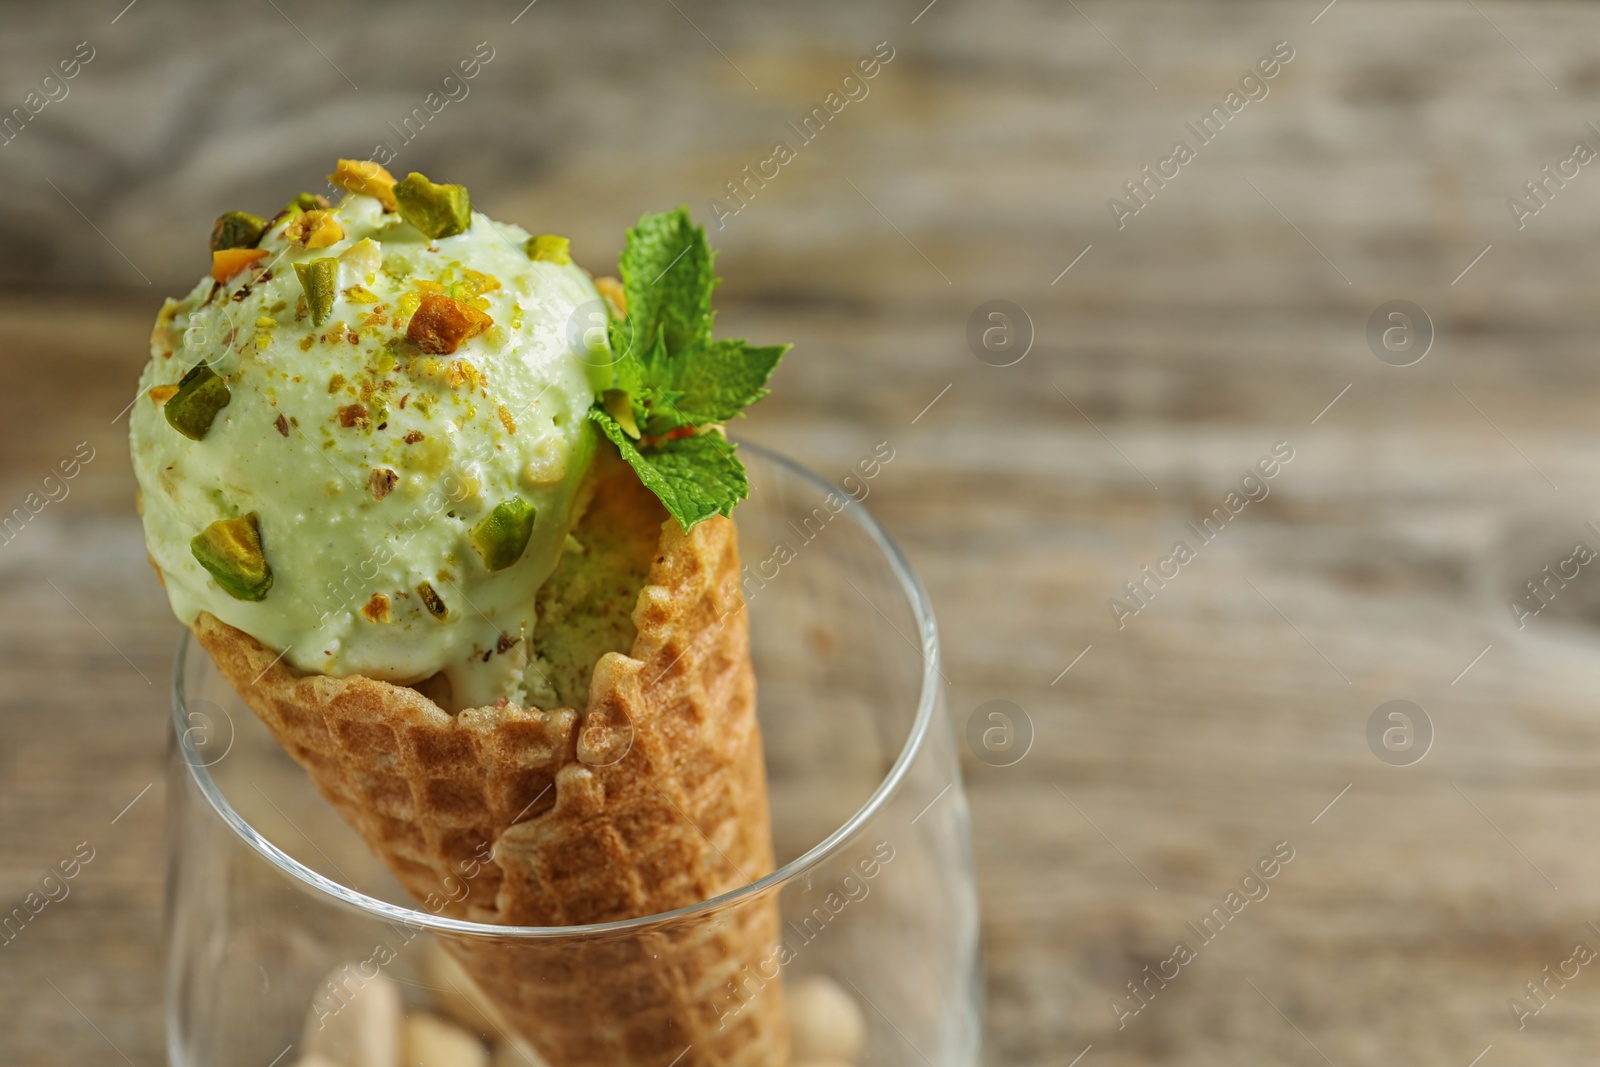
[193,472,788,1067]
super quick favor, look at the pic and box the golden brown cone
[192,471,788,1067]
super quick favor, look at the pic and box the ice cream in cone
[132,162,791,1066]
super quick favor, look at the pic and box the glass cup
[167,443,980,1066]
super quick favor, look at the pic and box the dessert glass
[166,442,980,1066]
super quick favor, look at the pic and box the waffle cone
[192,470,788,1067]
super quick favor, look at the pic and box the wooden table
[7,1,1600,1063]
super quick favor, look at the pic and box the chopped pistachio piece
[210,211,268,252]
[369,467,398,500]
[270,193,331,230]
[294,257,339,326]
[165,363,231,440]
[470,497,537,572]
[190,512,272,601]
[328,159,398,212]
[338,237,382,281]
[285,209,344,249]
[525,234,571,265]
[393,172,471,240]
[602,389,641,439]
[360,592,391,623]
[211,247,269,283]
[406,294,492,354]
[417,580,448,619]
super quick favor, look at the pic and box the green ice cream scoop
[130,171,614,708]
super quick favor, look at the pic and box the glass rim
[172,439,942,940]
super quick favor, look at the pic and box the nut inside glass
[167,442,980,1067]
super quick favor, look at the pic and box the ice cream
[138,163,795,1066]
[131,171,613,708]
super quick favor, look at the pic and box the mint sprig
[587,208,789,530]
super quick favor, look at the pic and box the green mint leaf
[637,383,691,438]
[606,310,640,376]
[617,207,715,362]
[596,206,787,528]
[588,409,747,530]
[664,338,790,424]
[640,431,749,526]
[604,317,648,397]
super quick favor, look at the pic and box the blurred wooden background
[9,0,1600,1063]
